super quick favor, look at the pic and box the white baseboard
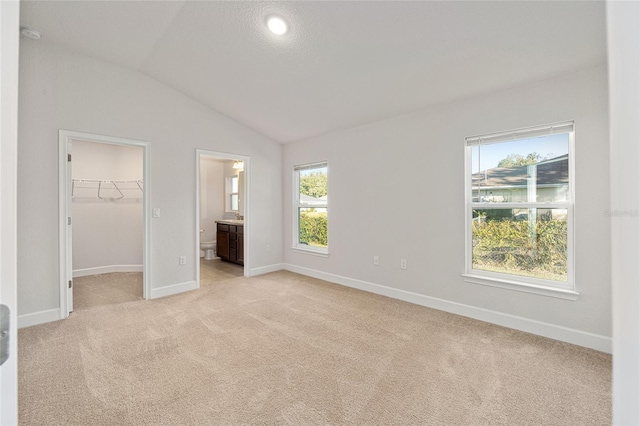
[150,280,197,299]
[249,263,284,277]
[73,264,143,278]
[18,308,61,329]
[283,264,612,354]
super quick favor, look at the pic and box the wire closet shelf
[71,179,143,200]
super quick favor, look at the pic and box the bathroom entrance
[59,130,150,317]
[196,150,249,287]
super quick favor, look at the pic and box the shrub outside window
[293,162,328,255]
[464,122,575,296]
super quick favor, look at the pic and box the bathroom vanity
[216,220,244,266]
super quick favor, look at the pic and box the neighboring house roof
[300,194,327,203]
[472,154,568,188]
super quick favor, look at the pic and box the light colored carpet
[18,271,611,425]
[73,272,143,310]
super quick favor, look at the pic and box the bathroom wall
[199,156,224,244]
[71,140,143,275]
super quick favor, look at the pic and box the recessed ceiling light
[20,26,41,40]
[266,16,288,35]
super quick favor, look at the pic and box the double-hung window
[293,162,328,255]
[464,121,576,298]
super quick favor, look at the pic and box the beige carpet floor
[18,271,611,425]
[73,272,143,310]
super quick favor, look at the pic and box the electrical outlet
[266,244,271,252]
[179,256,186,266]
[373,256,379,266]
[152,208,161,218]
[400,259,407,270]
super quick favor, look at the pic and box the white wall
[283,64,611,350]
[199,156,224,243]
[17,41,283,318]
[607,1,640,423]
[71,140,143,273]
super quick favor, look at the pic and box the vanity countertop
[216,219,244,226]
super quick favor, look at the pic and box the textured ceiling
[20,1,607,144]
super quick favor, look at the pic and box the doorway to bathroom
[196,150,249,288]
[59,130,150,318]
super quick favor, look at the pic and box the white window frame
[225,175,238,213]
[463,121,578,300]
[292,161,329,256]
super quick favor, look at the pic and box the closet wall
[71,140,143,276]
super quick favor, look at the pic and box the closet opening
[59,130,150,318]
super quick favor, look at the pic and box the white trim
[283,263,611,354]
[73,265,143,278]
[1,3,20,422]
[462,273,579,300]
[58,136,71,318]
[195,149,251,291]
[249,263,284,277]
[18,309,61,329]
[150,280,197,299]
[466,121,575,145]
[59,130,151,318]
[291,247,330,257]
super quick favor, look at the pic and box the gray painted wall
[17,41,283,316]
[283,64,610,338]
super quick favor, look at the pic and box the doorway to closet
[59,130,150,318]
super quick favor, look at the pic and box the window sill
[462,273,579,300]
[291,246,329,257]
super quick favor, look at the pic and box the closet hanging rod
[71,179,144,184]
[71,179,143,199]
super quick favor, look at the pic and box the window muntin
[465,122,574,291]
[293,162,328,254]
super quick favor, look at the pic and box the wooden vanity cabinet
[216,222,244,265]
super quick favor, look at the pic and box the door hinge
[68,280,72,289]
[68,153,72,162]
[68,217,71,225]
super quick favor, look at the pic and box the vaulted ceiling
[20,1,607,144]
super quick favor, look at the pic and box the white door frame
[195,149,250,288]
[58,130,151,318]
[0,1,20,423]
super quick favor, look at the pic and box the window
[464,122,576,298]
[293,162,328,255]
[226,175,238,212]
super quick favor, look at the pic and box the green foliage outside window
[299,210,328,247]
[300,171,327,199]
[298,169,328,248]
[496,152,550,168]
[472,218,567,281]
